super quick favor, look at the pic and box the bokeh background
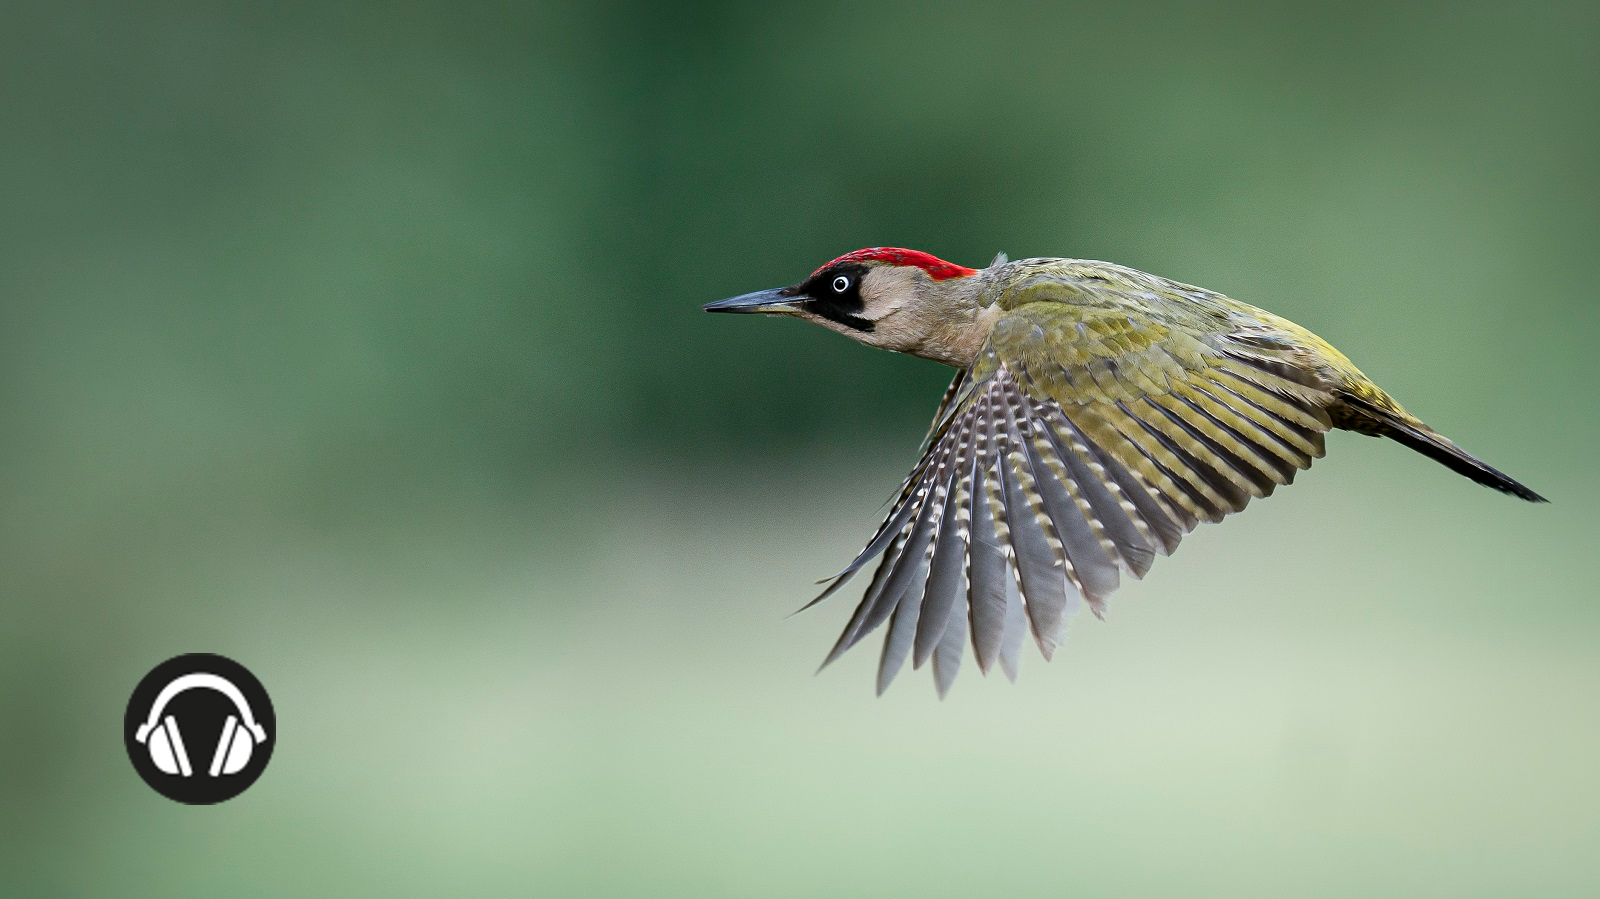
[2,1,1597,896]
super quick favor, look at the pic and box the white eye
[832,275,850,292]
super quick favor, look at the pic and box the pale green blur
[1,1,1596,896]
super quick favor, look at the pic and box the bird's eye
[832,276,850,292]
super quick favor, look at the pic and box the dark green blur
[2,2,1596,896]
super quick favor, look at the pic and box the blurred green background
[2,1,1597,896]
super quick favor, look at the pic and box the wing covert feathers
[815,300,1339,695]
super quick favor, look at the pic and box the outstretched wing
[815,295,1338,696]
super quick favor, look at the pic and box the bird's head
[704,248,999,368]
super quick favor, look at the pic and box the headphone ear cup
[209,715,238,776]
[149,726,179,774]
[222,724,253,774]
[158,715,193,777]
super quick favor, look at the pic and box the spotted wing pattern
[814,300,1337,695]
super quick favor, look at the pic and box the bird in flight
[705,248,1545,696]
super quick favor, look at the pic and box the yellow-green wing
[816,283,1339,696]
[987,298,1336,531]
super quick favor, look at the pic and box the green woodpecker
[705,248,1545,696]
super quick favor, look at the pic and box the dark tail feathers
[1343,396,1547,503]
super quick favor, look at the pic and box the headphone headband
[135,673,265,743]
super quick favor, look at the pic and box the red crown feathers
[812,248,977,282]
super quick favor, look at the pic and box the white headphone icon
[133,673,268,777]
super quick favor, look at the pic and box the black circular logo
[124,653,275,804]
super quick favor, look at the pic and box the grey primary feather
[871,476,950,691]
[912,416,975,669]
[965,438,1009,675]
[869,430,961,691]
[1019,422,1120,609]
[876,562,926,695]
[915,476,972,665]
[994,383,1078,659]
[997,563,1027,683]
[931,589,967,697]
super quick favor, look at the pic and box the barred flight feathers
[816,299,1337,694]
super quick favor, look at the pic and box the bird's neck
[899,269,1002,368]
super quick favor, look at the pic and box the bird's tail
[1339,394,1547,503]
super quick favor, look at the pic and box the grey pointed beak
[703,287,803,315]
